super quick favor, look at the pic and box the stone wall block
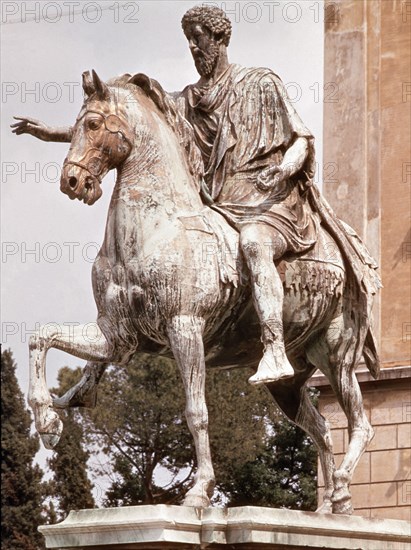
[351,482,397,509]
[371,449,411,483]
[368,424,398,451]
[371,506,411,522]
[371,389,411,425]
[350,451,371,485]
[398,423,411,449]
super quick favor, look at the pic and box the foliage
[218,413,318,510]
[84,355,195,506]
[1,348,45,550]
[79,356,317,509]
[206,367,274,502]
[207,369,317,509]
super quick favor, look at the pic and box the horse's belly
[281,259,344,351]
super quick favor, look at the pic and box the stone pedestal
[39,505,410,549]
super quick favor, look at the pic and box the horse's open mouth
[60,167,102,205]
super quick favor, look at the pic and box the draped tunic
[170,64,380,375]
[176,64,318,254]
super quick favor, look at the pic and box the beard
[193,42,220,77]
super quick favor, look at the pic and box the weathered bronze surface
[13,6,381,515]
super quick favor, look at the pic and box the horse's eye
[87,119,102,130]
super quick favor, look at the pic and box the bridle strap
[64,160,102,183]
[76,109,134,149]
[66,109,133,180]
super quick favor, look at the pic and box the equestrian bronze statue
[12,6,381,515]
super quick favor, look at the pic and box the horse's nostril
[69,176,77,188]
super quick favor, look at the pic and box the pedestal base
[39,505,410,549]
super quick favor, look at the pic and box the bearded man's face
[188,24,220,77]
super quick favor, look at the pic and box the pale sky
[1,0,324,467]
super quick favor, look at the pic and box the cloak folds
[175,64,381,375]
[178,64,318,255]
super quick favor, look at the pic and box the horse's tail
[362,326,380,379]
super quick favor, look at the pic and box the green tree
[206,367,276,503]
[47,367,95,520]
[218,413,317,510]
[1,348,45,550]
[80,357,316,509]
[85,355,195,506]
[206,368,317,509]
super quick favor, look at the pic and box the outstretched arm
[11,116,73,143]
[256,137,308,191]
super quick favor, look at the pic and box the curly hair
[181,5,232,46]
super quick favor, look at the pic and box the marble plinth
[39,505,411,549]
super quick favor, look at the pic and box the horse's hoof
[316,500,333,514]
[37,407,63,449]
[40,432,61,449]
[331,469,352,514]
[331,488,353,515]
[332,499,353,515]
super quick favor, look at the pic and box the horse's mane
[106,74,204,187]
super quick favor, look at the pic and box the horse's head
[60,70,134,205]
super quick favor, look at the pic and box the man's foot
[248,343,294,385]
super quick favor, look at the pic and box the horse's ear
[82,71,95,97]
[128,73,166,112]
[92,69,110,100]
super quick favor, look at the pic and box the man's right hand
[11,116,55,141]
[256,165,289,192]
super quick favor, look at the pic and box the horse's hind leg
[29,323,134,449]
[167,315,215,508]
[308,315,374,514]
[329,367,373,514]
[268,366,336,514]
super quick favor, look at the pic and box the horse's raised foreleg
[167,315,215,508]
[29,323,134,449]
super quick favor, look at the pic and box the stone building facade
[318,0,411,520]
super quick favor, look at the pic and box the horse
[28,70,380,515]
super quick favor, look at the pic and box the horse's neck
[116,106,203,213]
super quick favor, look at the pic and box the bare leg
[240,223,294,385]
[29,323,135,449]
[167,315,215,507]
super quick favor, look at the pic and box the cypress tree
[1,348,45,549]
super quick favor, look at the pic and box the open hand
[256,165,289,192]
[11,116,53,141]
